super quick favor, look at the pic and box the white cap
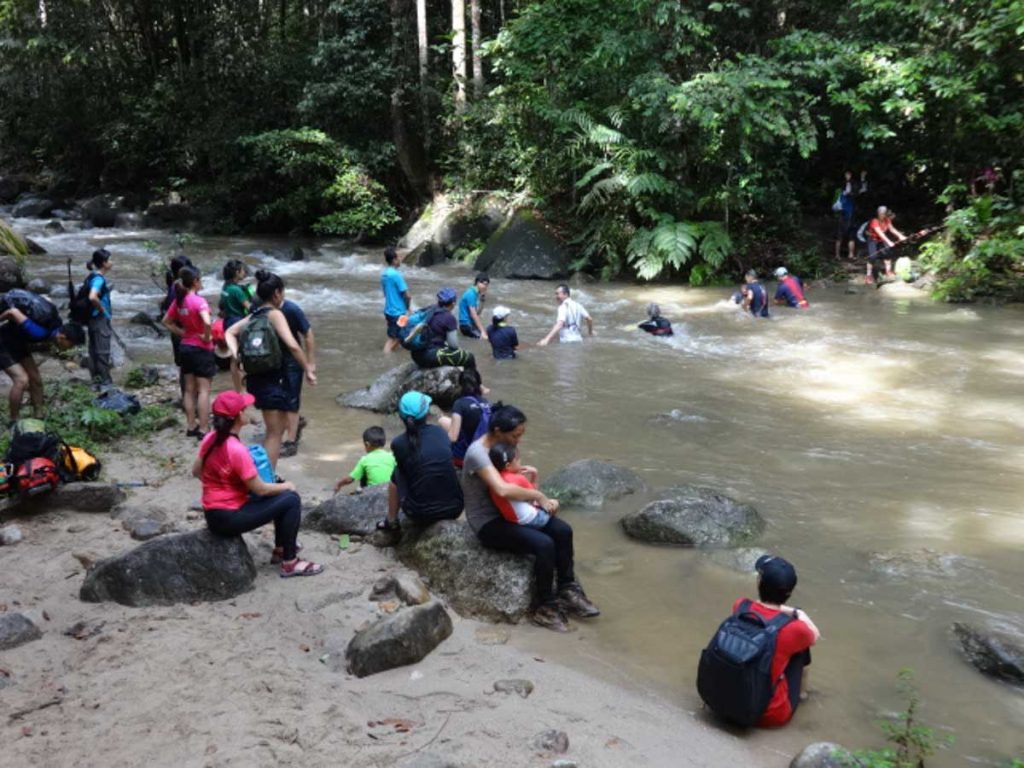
[492,305,511,320]
[774,267,788,278]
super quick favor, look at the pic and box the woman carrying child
[460,405,600,632]
[194,391,322,577]
[161,266,215,438]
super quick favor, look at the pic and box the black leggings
[476,516,575,605]
[204,491,302,560]
[412,346,476,370]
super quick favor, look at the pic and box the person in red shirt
[865,206,907,284]
[732,555,821,727]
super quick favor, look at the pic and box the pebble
[0,525,23,545]
[129,519,164,541]
[474,625,511,646]
[494,679,534,698]
[550,761,577,768]
[533,729,569,754]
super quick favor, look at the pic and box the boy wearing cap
[733,555,821,727]
[772,267,810,308]
[458,273,490,340]
[488,306,519,359]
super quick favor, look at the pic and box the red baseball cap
[212,391,255,418]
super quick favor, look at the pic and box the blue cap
[437,287,457,304]
[398,391,432,419]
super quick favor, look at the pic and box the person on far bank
[194,390,323,578]
[834,169,867,261]
[865,206,907,284]
[333,426,396,492]
[161,267,216,439]
[735,555,820,727]
[638,303,673,336]
[376,392,464,531]
[85,248,114,387]
[458,273,490,339]
[773,267,810,309]
[538,284,592,346]
[488,306,519,359]
[381,246,411,354]
[735,270,769,318]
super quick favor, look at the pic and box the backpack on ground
[13,457,60,497]
[399,306,438,352]
[58,444,102,482]
[696,600,793,727]
[239,309,283,375]
[0,289,62,331]
[856,220,871,243]
[4,418,60,465]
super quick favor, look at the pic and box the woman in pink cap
[192,390,323,577]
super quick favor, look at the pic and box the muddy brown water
[15,218,1024,765]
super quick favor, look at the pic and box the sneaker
[186,427,202,439]
[558,582,600,618]
[280,441,298,458]
[531,603,569,633]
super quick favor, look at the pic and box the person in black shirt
[378,390,464,530]
[638,303,673,336]
[410,288,476,370]
[487,305,519,359]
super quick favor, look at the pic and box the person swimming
[638,303,674,336]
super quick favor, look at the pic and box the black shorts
[385,314,403,340]
[247,372,293,412]
[179,344,217,379]
[459,324,481,339]
[284,363,303,412]
[785,649,812,714]
[0,325,28,370]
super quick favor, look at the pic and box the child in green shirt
[334,426,396,492]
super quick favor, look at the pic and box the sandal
[280,559,323,578]
[186,427,202,438]
[270,544,302,564]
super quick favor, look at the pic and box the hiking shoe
[280,441,298,458]
[531,603,569,633]
[558,582,600,618]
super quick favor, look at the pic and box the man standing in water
[538,284,593,346]
[381,246,411,353]
[458,273,490,339]
[773,267,810,309]
[736,270,769,318]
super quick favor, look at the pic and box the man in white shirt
[538,284,593,346]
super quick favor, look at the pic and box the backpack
[856,220,871,243]
[452,396,492,460]
[92,388,141,415]
[399,306,439,352]
[696,600,793,727]
[1,289,62,331]
[239,308,282,375]
[13,457,61,497]
[58,444,102,482]
[247,444,275,484]
[4,419,60,465]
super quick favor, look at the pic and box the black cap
[755,554,797,594]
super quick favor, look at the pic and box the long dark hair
[255,269,284,303]
[459,368,483,398]
[87,248,111,271]
[200,414,238,469]
[222,258,248,283]
[401,413,428,457]
[489,405,526,436]
[173,266,200,305]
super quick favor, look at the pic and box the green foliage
[0,219,29,260]
[123,367,152,391]
[313,167,400,237]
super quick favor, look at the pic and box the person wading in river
[458,273,490,340]
[538,284,593,346]
[381,246,411,354]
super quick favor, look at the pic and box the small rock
[369,573,432,606]
[621,486,765,548]
[129,518,164,541]
[541,459,645,509]
[0,613,42,651]
[494,679,534,698]
[305,484,389,535]
[790,742,849,768]
[72,551,97,570]
[474,626,510,646]
[25,278,53,295]
[532,729,569,754]
[346,601,454,678]
[43,220,65,233]
[0,524,23,546]
[952,622,1024,685]
[551,762,578,768]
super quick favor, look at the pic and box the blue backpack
[248,445,275,484]
[399,306,438,351]
[452,397,492,460]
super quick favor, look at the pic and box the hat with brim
[212,391,255,419]
[755,554,797,594]
[492,305,511,320]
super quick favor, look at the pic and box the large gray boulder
[541,460,646,510]
[81,194,128,228]
[621,486,765,547]
[0,613,42,650]
[473,209,570,279]
[400,193,507,267]
[305,484,389,536]
[0,255,25,291]
[346,601,454,677]
[49,483,127,513]
[12,195,56,218]
[395,520,534,623]
[338,363,462,413]
[80,529,257,606]
[952,622,1024,686]
[790,743,849,768]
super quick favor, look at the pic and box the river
[13,217,1024,766]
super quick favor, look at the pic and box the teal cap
[398,391,432,419]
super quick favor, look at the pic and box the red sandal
[280,559,324,578]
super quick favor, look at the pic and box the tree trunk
[451,0,467,114]
[390,0,430,196]
[470,0,483,98]
[416,0,429,148]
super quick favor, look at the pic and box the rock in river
[338,363,463,413]
[621,486,765,547]
[346,601,453,677]
[473,209,570,279]
[80,529,257,606]
[790,743,849,768]
[0,613,42,651]
[951,622,1024,686]
[305,483,389,536]
[540,459,645,509]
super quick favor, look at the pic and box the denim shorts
[284,363,303,412]
[247,372,293,412]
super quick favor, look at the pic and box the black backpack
[0,289,62,331]
[4,418,61,465]
[67,259,96,324]
[696,600,793,726]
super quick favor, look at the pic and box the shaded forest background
[0,0,1021,297]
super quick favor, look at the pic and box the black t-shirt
[391,423,464,521]
[426,309,456,349]
[488,325,519,359]
[451,395,490,459]
[638,316,673,336]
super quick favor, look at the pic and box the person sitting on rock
[0,293,84,420]
[638,303,674,336]
[438,368,492,468]
[487,306,519,359]
[409,288,476,370]
[461,404,599,632]
[734,555,820,727]
[376,391,464,531]
[193,390,323,578]
[334,426,396,492]
[487,442,550,529]
[772,267,810,308]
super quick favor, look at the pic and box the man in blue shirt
[381,246,411,353]
[458,273,490,339]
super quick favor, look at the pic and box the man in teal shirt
[458,273,490,339]
[381,246,411,353]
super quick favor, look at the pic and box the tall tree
[470,0,483,98]
[451,0,467,113]
[416,0,429,146]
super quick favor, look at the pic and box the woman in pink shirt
[193,391,323,577]
[162,267,216,438]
